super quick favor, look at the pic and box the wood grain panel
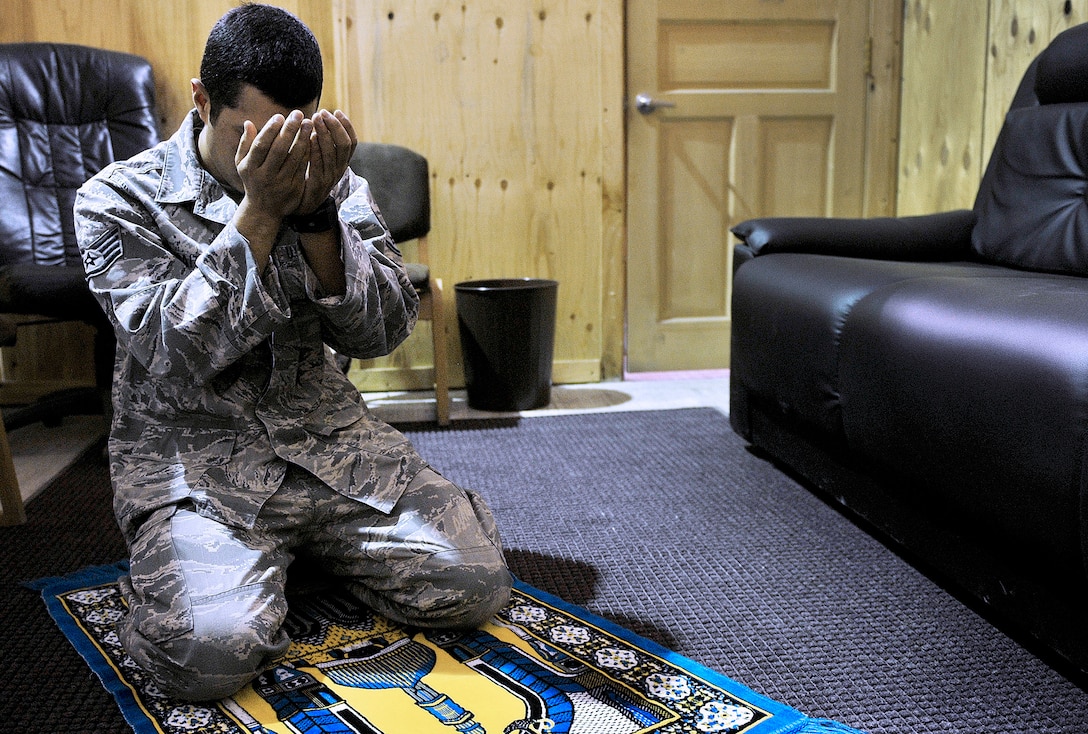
[897,0,988,215]
[0,321,96,403]
[345,0,620,388]
[760,117,832,217]
[0,1,342,134]
[864,0,903,217]
[660,20,834,89]
[896,1,1084,216]
[659,120,731,321]
[984,1,1085,162]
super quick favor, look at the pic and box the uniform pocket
[112,428,238,536]
[123,505,194,644]
[302,398,366,436]
[115,427,236,491]
[123,427,237,464]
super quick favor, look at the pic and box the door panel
[660,121,732,321]
[626,0,888,372]
[659,18,836,89]
[761,117,833,215]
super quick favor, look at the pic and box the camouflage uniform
[74,111,511,701]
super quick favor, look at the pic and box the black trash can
[455,278,559,411]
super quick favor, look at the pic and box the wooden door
[626,0,899,372]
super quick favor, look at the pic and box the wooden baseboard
[348,359,601,393]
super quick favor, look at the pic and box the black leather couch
[729,24,1088,673]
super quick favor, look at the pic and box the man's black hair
[199,3,323,120]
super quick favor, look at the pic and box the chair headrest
[1034,23,1088,105]
[0,43,158,139]
[0,43,160,267]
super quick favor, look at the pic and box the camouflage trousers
[116,464,512,702]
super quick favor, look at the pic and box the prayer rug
[33,562,864,734]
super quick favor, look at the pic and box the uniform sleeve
[75,172,292,385]
[303,171,420,359]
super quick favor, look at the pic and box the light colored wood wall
[7,1,1088,393]
[0,0,623,394]
[341,0,624,390]
[897,0,1086,214]
[0,1,343,140]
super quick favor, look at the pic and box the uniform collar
[156,109,238,225]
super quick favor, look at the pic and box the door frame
[617,0,903,375]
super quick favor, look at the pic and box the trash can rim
[455,278,558,292]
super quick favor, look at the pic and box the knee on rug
[397,546,513,629]
[121,588,290,701]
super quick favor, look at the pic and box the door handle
[634,93,676,115]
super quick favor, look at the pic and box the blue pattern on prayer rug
[32,562,864,734]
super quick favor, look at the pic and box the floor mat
[33,562,862,734]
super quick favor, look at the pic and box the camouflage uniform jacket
[75,111,426,540]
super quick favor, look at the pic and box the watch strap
[285,197,338,233]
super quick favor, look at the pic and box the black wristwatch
[285,197,338,233]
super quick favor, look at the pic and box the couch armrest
[731,210,976,261]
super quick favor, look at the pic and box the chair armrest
[731,210,977,261]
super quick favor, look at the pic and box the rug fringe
[788,719,868,734]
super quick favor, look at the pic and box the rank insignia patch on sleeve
[82,225,124,277]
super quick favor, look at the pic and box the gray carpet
[403,408,1088,734]
[3,408,1087,732]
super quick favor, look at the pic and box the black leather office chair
[0,43,159,524]
[349,143,450,425]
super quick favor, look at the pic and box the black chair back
[0,42,159,268]
[349,142,431,244]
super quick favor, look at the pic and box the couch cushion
[972,102,1088,273]
[838,273,1088,570]
[731,254,1009,437]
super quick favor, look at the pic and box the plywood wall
[0,0,623,395]
[897,0,1086,214]
[0,0,342,136]
[7,1,1087,394]
[342,0,624,390]
[984,1,1086,154]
